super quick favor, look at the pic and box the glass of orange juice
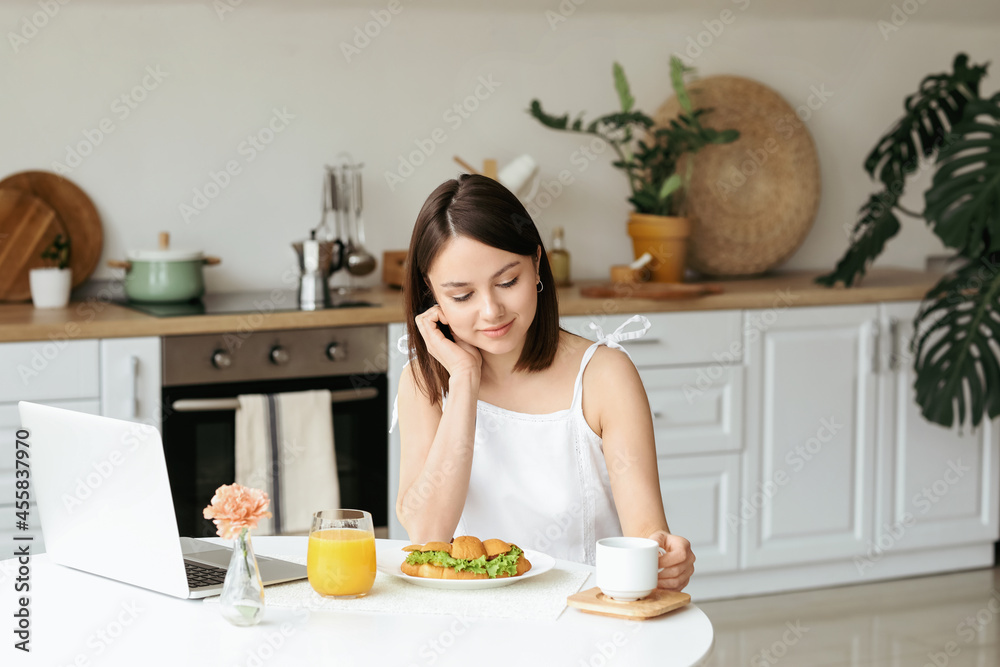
[307,509,377,599]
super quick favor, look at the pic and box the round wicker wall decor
[655,75,821,277]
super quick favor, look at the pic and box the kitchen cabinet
[659,453,741,573]
[563,311,746,576]
[874,302,999,556]
[387,323,408,541]
[741,304,879,569]
[100,337,162,430]
[0,338,103,554]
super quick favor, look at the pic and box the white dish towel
[235,389,339,535]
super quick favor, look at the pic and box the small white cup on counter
[596,536,666,602]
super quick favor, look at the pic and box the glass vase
[219,528,265,626]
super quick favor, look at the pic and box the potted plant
[30,234,72,308]
[816,53,999,430]
[528,55,739,282]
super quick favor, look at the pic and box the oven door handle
[169,387,379,412]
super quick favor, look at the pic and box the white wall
[2,0,998,291]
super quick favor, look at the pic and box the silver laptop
[18,401,306,599]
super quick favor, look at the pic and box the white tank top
[390,315,652,565]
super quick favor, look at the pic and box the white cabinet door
[0,339,99,402]
[387,323,408,540]
[743,304,879,568]
[0,399,102,554]
[100,337,162,431]
[874,302,1000,559]
[640,365,743,457]
[658,453,740,573]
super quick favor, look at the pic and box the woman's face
[425,236,540,354]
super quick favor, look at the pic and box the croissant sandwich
[400,536,532,580]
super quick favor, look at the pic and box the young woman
[390,174,694,591]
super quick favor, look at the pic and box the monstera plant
[817,53,1000,430]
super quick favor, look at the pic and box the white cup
[596,537,666,601]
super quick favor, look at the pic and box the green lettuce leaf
[404,545,525,578]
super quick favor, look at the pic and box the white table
[2,537,714,666]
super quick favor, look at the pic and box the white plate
[377,547,555,590]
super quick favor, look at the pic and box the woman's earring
[536,279,544,293]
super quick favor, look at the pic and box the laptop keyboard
[184,560,228,589]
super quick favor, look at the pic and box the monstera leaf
[865,53,987,189]
[815,191,902,287]
[819,54,989,287]
[912,261,1000,428]
[924,93,1000,258]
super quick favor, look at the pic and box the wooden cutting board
[0,189,68,301]
[580,282,724,300]
[0,171,103,300]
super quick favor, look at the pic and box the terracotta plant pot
[626,213,691,283]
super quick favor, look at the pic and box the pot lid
[126,248,204,262]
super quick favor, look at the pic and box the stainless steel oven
[159,325,388,537]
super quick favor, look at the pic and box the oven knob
[326,342,342,361]
[270,346,290,365]
[211,350,232,369]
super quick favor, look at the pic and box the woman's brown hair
[403,173,560,406]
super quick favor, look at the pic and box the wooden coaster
[567,587,691,620]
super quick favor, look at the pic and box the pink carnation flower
[202,484,273,540]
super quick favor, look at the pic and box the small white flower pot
[29,267,72,309]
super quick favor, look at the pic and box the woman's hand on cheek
[414,305,482,379]
[648,530,695,592]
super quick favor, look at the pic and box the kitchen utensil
[107,232,221,303]
[0,170,103,293]
[566,587,691,620]
[346,167,376,277]
[0,188,68,301]
[498,154,540,200]
[579,282,723,300]
[316,170,344,273]
[655,75,820,277]
[292,233,338,310]
[453,155,482,175]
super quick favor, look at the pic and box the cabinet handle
[888,317,901,372]
[871,320,881,374]
[128,355,139,419]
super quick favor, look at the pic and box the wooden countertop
[0,268,940,343]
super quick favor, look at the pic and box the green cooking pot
[108,249,222,303]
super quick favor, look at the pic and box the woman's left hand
[647,530,695,591]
